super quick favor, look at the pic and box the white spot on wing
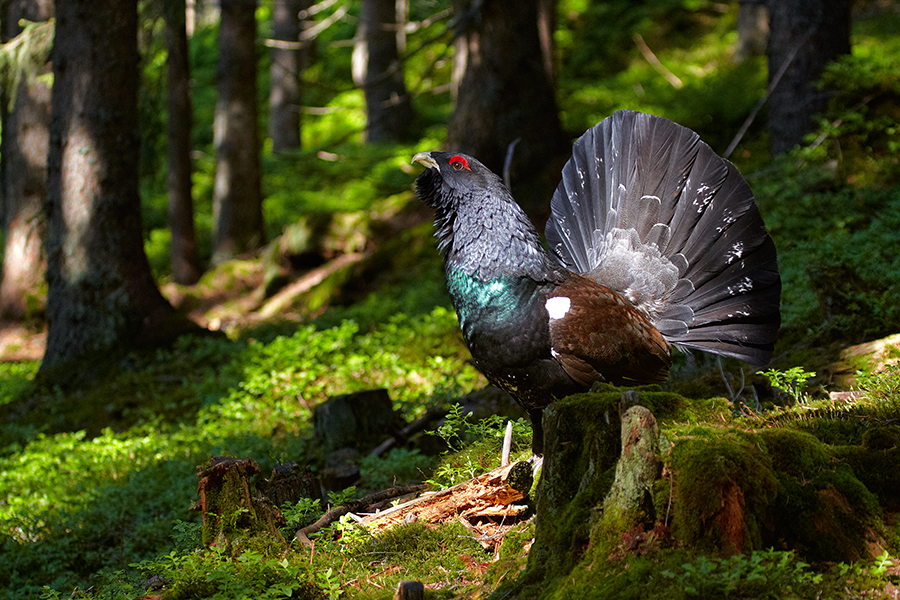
[545,296,571,320]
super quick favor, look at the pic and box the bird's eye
[449,155,470,171]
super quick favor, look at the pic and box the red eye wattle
[449,155,470,171]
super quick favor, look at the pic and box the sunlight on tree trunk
[353,0,415,143]
[213,0,264,264]
[0,0,53,321]
[42,0,195,376]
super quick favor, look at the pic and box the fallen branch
[358,461,533,538]
[295,483,426,542]
[633,33,682,89]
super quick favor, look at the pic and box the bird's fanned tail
[545,110,781,365]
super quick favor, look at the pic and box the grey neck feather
[434,189,559,282]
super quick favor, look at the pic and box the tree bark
[213,0,264,264]
[42,0,195,376]
[353,0,415,143]
[734,0,768,62]
[165,0,202,284]
[269,0,306,153]
[447,0,567,212]
[0,0,53,320]
[766,0,851,154]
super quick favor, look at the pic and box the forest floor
[0,321,45,362]
[0,260,281,363]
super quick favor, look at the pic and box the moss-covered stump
[600,405,663,533]
[494,387,900,600]
[526,392,622,583]
[670,427,892,562]
[196,456,285,550]
[514,386,725,593]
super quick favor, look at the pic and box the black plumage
[413,110,781,455]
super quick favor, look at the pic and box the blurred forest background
[1,0,900,598]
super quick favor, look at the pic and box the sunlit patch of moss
[757,428,829,478]
[341,521,488,597]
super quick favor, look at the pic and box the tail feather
[545,110,781,364]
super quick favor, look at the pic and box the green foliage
[0,19,54,111]
[856,364,900,406]
[426,404,532,488]
[0,307,480,599]
[281,498,323,529]
[147,544,325,600]
[761,367,816,405]
[205,308,477,436]
[749,32,900,347]
[659,549,822,599]
[0,361,39,409]
[359,448,434,490]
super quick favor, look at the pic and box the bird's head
[411,151,504,211]
[411,150,554,277]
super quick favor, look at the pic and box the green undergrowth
[525,547,898,600]
[0,307,484,599]
[426,403,534,488]
[4,4,900,600]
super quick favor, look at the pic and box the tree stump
[393,580,424,600]
[601,405,662,531]
[195,456,284,549]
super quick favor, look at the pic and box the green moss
[861,425,900,450]
[833,444,900,510]
[527,393,622,581]
[757,429,829,478]
[483,521,535,593]
[670,429,779,554]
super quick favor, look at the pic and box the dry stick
[295,483,426,541]
[501,420,513,467]
[503,138,521,190]
[633,33,683,89]
[723,31,812,159]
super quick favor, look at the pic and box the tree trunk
[447,0,567,212]
[165,0,202,284]
[353,0,415,143]
[766,0,851,154]
[213,0,264,264]
[269,0,305,153]
[734,0,768,63]
[0,0,53,320]
[42,0,195,376]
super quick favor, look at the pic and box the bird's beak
[412,151,439,171]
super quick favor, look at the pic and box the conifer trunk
[0,0,53,320]
[165,0,202,284]
[42,0,193,375]
[213,0,264,263]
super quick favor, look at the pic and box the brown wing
[546,274,671,387]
